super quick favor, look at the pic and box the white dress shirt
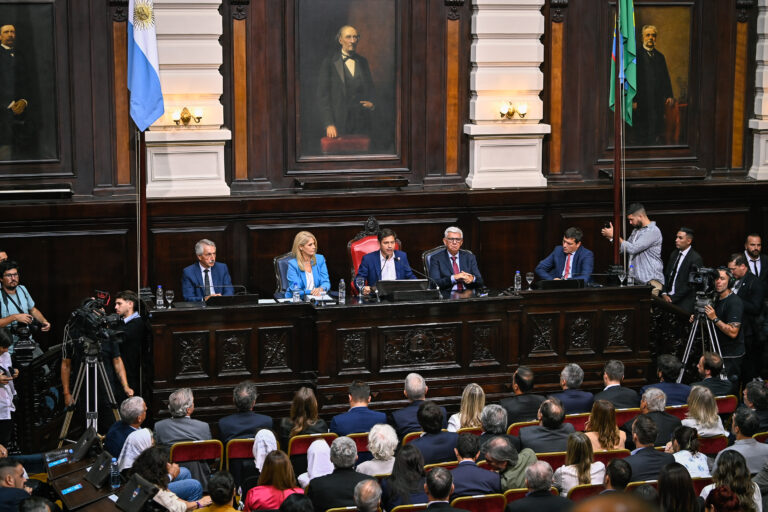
[669,246,691,296]
[199,263,215,296]
[380,252,396,281]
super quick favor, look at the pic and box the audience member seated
[499,366,546,427]
[278,494,313,512]
[306,437,373,511]
[593,360,640,409]
[133,446,212,512]
[411,401,459,465]
[354,479,382,512]
[585,400,626,451]
[244,450,304,511]
[284,230,331,299]
[640,354,692,406]
[622,388,681,449]
[297,439,333,488]
[630,484,659,508]
[218,381,272,444]
[550,364,594,415]
[658,462,700,512]
[484,433,537,491]
[381,444,428,511]
[704,485,742,512]
[19,496,55,512]
[355,423,398,477]
[105,396,146,458]
[625,415,675,482]
[329,380,386,436]
[691,352,734,396]
[479,404,508,444]
[744,380,768,432]
[424,467,462,511]
[447,382,484,432]
[602,458,632,493]
[682,386,728,437]
[553,432,605,497]
[118,427,153,472]
[519,398,575,453]
[450,433,501,498]
[505,461,573,512]
[391,373,447,438]
[751,460,768,510]
[715,407,768,475]
[666,426,710,478]
[155,387,212,445]
[252,428,279,484]
[0,458,30,512]
[277,387,329,457]
[700,451,761,511]
[207,471,238,512]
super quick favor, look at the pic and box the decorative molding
[470,323,500,367]
[737,0,756,23]
[446,0,464,21]
[231,0,250,20]
[566,315,594,354]
[216,329,251,377]
[551,0,569,23]
[606,312,629,348]
[110,0,128,22]
[529,315,556,355]
[260,328,291,373]
[339,330,370,374]
[382,326,458,368]
[173,331,209,379]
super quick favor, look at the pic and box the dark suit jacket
[625,446,675,481]
[504,489,573,512]
[426,503,464,512]
[549,389,594,415]
[217,411,273,443]
[428,249,484,291]
[622,411,681,448]
[411,431,459,465]
[535,246,594,282]
[317,52,375,136]
[330,406,387,436]
[593,386,640,409]
[690,377,733,397]
[117,315,152,396]
[356,249,416,288]
[390,400,448,438]
[662,248,704,314]
[450,460,501,497]
[746,253,768,286]
[499,394,546,427]
[735,271,766,337]
[306,467,374,512]
[640,382,691,406]
[104,420,135,458]
[519,423,575,453]
[181,262,234,302]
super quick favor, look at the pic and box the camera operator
[0,330,17,448]
[728,254,766,383]
[114,290,151,397]
[0,261,49,352]
[699,268,744,385]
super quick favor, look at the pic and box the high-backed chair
[273,251,294,299]
[424,461,459,472]
[507,421,538,437]
[287,432,338,456]
[567,483,605,501]
[347,216,401,293]
[615,408,641,427]
[665,405,688,420]
[170,439,224,471]
[535,452,567,472]
[754,431,768,443]
[225,438,256,490]
[697,435,728,455]
[692,477,713,495]
[402,431,422,446]
[421,246,444,278]
[450,494,506,512]
[563,412,590,432]
[715,395,738,415]
[592,449,630,466]
[390,505,429,512]
[457,426,483,436]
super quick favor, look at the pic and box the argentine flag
[128,0,164,131]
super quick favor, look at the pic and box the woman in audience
[631,484,659,508]
[552,432,605,496]
[297,439,334,488]
[705,485,741,512]
[683,386,727,437]
[356,423,398,476]
[244,450,304,511]
[665,425,710,478]
[700,451,760,512]
[277,387,328,450]
[447,383,485,432]
[380,444,428,511]
[584,400,626,451]
[284,231,330,298]
[207,471,238,512]
[279,494,314,512]
[658,462,700,512]
[133,446,212,512]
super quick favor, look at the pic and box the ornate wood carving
[470,323,500,367]
[737,0,756,23]
[259,328,291,373]
[339,329,370,374]
[231,0,250,20]
[382,326,458,368]
[173,331,209,379]
[566,314,594,355]
[528,315,557,356]
[110,0,128,22]
[216,329,252,377]
[605,311,630,350]
[445,0,464,21]
[649,304,690,362]
[551,0,568,23]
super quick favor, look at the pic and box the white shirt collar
[123,312,140,324]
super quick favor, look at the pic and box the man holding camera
[0,260,49,353]
[701,268,744,385]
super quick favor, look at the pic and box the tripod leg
[678,317,700,383]
[57,361,87,448]
[95,360,121,422]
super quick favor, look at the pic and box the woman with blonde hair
[447,383,485,432]
[552,432,605,496]
[284,231,330,298]
[584,399,626,451]
[683,385,727,437]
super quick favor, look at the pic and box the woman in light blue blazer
[285,231,331,298]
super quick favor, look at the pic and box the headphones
[716,266,736,289]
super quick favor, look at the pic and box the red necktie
[563,254,571,279]
[451,256,464,291]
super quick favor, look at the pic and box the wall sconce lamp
[499,102,528,119]
[172,107,203,126]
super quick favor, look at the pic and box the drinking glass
[355,277,366,297]
[525,272,534,290]
[165,290,175,307]
[618,270,627,286]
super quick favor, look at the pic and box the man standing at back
[661,227,703,314]
[428,226,484,293]
[181,239,234,302]
[330,380,386,436]
[390,373,446,438]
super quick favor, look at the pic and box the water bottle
[338,279,346,304]
[627,265,635,286]
[514,271,522,292]
[156,285,165,309]
[110,457,120,490]
[45,448,72,464]
[291,285,301,303]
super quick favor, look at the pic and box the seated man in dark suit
[410,401,459,465]
[356,228,416,294]
[218,381,272,443]
[534,226,594,283]
[499,366,546,427]
[181,238,234,302]
[505,461,573,512]
[428,226,484,293]
[450,433,501,498]
[624,415,674,482]
[602,458,632,493]
[390,373,447,438]
[639,354,691,406]
[690,352,733,396]
[104,396,146,458]
[424,467,463,511]
[306,436,374,511]
[743,380,768,432]
[330,380,387,436]
[594,360,640,409]
[622,388,681,449]
[519,398,575,453]
[549,364,594,415]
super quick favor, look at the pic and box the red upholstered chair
[450,493,506,512]
[503,488,558,504]
[347,216,401,293]
[692,477,713,495]
[287,432,338,456]
[715,395,738,414]
[535,452,567,472]
[325,507,359,512]
[666,405,688,420]
[626,480,658,491]
[457,427,484,436]
[567,484,605,501]
[424,461,459,472]
[347,432,370,457]
[615,408,641,427]
[225,438,254,471]
[754,432,768,443]
[507,421,538,437]
[390,504,429,512]
[402,431,423,446]
[169,440,224,471]
[563,413,590,432]
[592,449,630,465]
[698,435,728,456]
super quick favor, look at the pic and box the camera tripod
[58,339,120,447]
[677,309,724,383]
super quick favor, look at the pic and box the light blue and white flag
[128,0,164,131]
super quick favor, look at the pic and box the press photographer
[0,261,50,356]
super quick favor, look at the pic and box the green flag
[609,0,637,126]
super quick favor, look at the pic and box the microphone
[380,254,391,274]
[401,258,442,293]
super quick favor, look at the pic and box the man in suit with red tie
[428,227,484,293]
[535,227,594,283]
[661,227,703,314]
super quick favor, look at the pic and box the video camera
[65,292,125,356]
[688,265,720,314]
[8,318,42,342]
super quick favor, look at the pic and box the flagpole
[139,129,148,288]
[612,10,622,266]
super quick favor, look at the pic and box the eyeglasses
[445,238,463,243]
[2,273,18,279]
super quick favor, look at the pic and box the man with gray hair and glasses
[550,363,594,414]
[506,461,572,511]
[390,372,447,438]
[621,387,681,449]
[104,396,146,457]
[307,436,374,511]
[428,226,484,293]
[155,388,211,445]
[218,381,272,443]
[181,238,233,302]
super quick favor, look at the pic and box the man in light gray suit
[714,407,768,475]
[155,387,212,444]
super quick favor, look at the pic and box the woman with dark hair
[584,400,626,451]
[132,446,212,511]
[279,493,314,512]
[705,485,741,512]
[380,444,428,511]
[244,450,304,511]
[700,451,760,512]
[207,471,238,511]
[666,425,710,478]
[553,432,605,496]
[658,462,700,512]
[277,387,328,450]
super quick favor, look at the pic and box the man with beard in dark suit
[594,360,640,409]
[745,234,768,286]
[690,352,733,396]
[499,366,546,427]
[729,253,766,383]
[114,290,152,398]
[624,415,674,482]
[632,25,674,146]
[661,227,703,314]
